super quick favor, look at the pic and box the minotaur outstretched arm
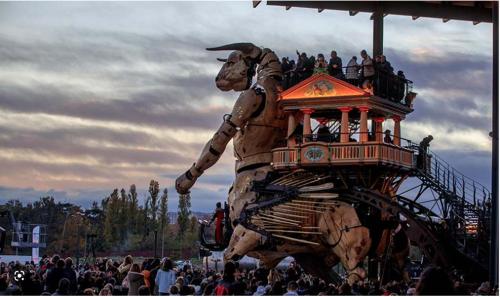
[175,90,262,194]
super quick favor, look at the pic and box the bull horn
[217,58,227,62]
[207,42,261,58]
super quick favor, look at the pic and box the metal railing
[272,133,415,169]
[282,65,414,106]
[418,147,491,208]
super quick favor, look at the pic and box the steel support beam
[266,1,493,23]
[490,1,499,288]
[373,4,384,57]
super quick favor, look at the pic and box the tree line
[0,180,200,259]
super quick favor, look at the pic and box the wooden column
[302,108,314,142]
[373,117,385,143]
[287,112,296,146]
[393,115,401,146]
[359,106,370,142]
[339,107,352,143]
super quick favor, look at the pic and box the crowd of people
[0,254,496,296]
[280,49,409,104]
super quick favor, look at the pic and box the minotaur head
[207,43,262,92]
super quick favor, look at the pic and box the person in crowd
[82,288,96,296]
[137,285,150,296]
[170,284,180,295]
[52,278,70,296]
[214,261,236,295]
[284,281,298,296]
[98,286,111,296]
[360,50,375,92]
[46,259,65,293]
[147,258,160,295]
[62,257,77,294]
[313,53,328,74]
[210,202,225,245]
[327,50,343,79]
[117,255,133,283]
[415,266,455,295]
[126,263,144,296]
[345,56,359,86]
[155,258,176,296]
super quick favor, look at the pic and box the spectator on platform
[360,50,375,91]
[384,129,393,144]
[377,55,394,98]
[328,50,343,79]
[345,56,360,86]
[317,123,332,142]
[314,54,328,74]
[305,55,316,78]
[394,70,406,102]
[281,57,293,89]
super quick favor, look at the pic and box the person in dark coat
[327,50,343,79]
[52,278,70,296]
[46,259,65,293]
[62,258,77,294]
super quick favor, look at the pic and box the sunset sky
[0,2,493,211]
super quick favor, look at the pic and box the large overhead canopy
[253,0,499,287]
[259,1,494,24]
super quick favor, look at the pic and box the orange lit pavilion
[272,73,417,170]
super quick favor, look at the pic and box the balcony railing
[272,141,414,169]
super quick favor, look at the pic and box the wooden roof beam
[349,10,359,16]
[266,1,493,23]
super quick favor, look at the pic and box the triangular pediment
[280,73,368,100]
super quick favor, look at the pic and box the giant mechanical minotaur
[175,43,371,283]
[175,42,287,225]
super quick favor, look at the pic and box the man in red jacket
[210,202,225,244]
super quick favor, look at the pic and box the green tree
[148,180,160,230]
[128,184,139,232]
[103,189,120,246]
[159,188,169,257]
[119,188,129,242]
[177,193,191,240]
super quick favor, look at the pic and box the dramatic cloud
[0,2,493,211]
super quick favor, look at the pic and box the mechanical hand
[175,163,202,194]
